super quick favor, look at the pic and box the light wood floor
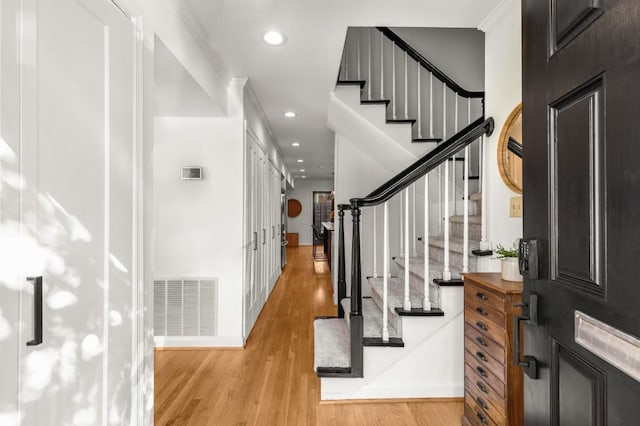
[154,246,463,425]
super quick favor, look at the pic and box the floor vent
[153,278,218,337]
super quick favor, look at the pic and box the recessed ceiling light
[284,111,297,118]
[297,159,304,163]
[291,142,300,147]
[301,176,306,178]
[263,31,286,46]
[299,169,305,172]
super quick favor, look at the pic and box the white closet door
[0,0,23,422]
[15,0,138,425]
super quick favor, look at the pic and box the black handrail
[376,27,485,99]
[354,117,494,208]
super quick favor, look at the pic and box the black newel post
[337,204,347,318]
[349,200,363,376]
[350,202,362,316]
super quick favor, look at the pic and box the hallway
[154,246,463,425]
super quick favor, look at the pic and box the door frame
[106,1,149,424]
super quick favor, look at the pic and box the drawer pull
[476,307,488,316]
[476,291,488,302]
[476,366,488,378]
[476,411,489,425]
[476,381,489,394]
[476,351,488,362]
[476,321,488,331]
[476,336,488,347]
[476,396,489,410]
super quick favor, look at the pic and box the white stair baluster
[417,62,422,139]
[438,164,443,233]
[399,191,404,256]
[373,205,378,278]
[380,32,384,99]
[463,145,470,273]
[382,202,390,342]
[412,184,417,257]
[453,95,458,215]
[392,42,397,119]
[368,28,372,100]
[404,51,408,119]
[480,134,490,251]
[429,73,434,138]
[463,96,471,272]
[443,85,451,281]
[423,174,432,311]
[403,188,411,311]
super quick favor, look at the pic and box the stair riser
[428,247,478,271]
[450,221,481,240]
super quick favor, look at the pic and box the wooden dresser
[461,273,523,426]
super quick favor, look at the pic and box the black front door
[522,0,640,424]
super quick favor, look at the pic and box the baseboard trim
[154,346,243,351]
[154,336,244,348]
[319,397,464,405]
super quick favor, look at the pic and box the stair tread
[470,192,482,201]
[428,235,480,253]
[393,256,464,281]
[412,137,443,143]
[341,298,401,339]
[386,118,416,124]
[367,275,436,312]
[337,80,366,88]
[361,99,390,105]
[314,318,350,370]
[449,214,482,224]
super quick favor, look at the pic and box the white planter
[501,258,523,282]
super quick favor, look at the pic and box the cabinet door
[14,0,138,424]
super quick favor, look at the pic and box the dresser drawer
[465,338,506,383]
[464,403,499,426]
[467,300,505,329]
[465,360,505,399]
[465,322,505,362]
[465,281,505,313]
[465,374,506,417]
[465,308,506,346]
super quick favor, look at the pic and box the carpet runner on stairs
[314,318,350,370]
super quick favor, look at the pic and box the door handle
[253,232,258,251]
[262,229,266,245]
[26,276,43,346]
[513,293,539,379]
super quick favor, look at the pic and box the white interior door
[0,0,139,424]
[0,0,23,422]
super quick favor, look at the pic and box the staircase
[314,27,495,400]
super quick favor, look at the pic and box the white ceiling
[174,0,501,180]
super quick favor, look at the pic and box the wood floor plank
[155,246,463,425]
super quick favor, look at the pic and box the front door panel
[523,0,640,424]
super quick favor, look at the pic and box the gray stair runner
[340,297,401,339]
[314,318,350,370]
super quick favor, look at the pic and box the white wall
[154,113,244,343]
[153,78,288,347]
[390,27,485,92]
[286,178,334,246]
[478,0,523,271]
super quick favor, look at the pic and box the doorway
[312,191,333,261]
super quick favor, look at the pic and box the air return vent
[153,278,218,337]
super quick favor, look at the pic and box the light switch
[510,196,523,217]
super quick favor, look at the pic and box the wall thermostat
[181,167,203,180]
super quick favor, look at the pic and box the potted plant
[495,243,523,282]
